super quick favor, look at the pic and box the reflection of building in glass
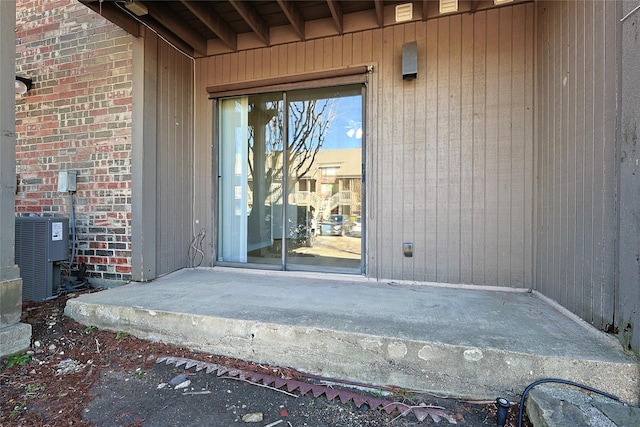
[247,148,362,221]
[289,148,362,223]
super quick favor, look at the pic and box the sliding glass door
[218,85,363,273]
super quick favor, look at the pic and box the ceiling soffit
[79,1,531,57]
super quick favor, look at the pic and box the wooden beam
[79,0,140,37]
[276,0,305,40]
[422,0,429,19]
[374,0,384,27]
[207,65,370,98]
[139,18,196,57]
[146,2,207,55]
[423,0,441,19]
[228,0,270,46]
[326,0,343,35]
[180,0,237,51]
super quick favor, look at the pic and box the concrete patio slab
[64,267,639,405]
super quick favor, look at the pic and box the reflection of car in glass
[320,214,344,236]
[349,216,362,237]
[270,205,315,248]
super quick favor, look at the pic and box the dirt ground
[1,291,531,427]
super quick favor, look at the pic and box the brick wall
[15,0,134,283]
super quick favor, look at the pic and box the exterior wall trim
[207,65,370,98]
[131,30,158,281]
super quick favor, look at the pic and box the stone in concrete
[0,322,32,358]
[0,278,31,358]
[0,278,22,328]
[526,384,640,427]
[592,400,640,427]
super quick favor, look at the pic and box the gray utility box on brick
[15,216,69,302]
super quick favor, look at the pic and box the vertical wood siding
[536,1,618,328]
[155,38,194,276]
[195,3,534,287]
[619,0,640,354]
[194,58,214,266]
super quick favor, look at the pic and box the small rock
[157,383,167,389]
[174,380,191,389]
[48,344,56,352]
[55,359,85,375]
[34,341,41,348]
[242,413,263,423]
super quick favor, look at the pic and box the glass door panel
[219,94,284,265]
[218,86,363,272]
[284,87,362,271]
[219,97,248,262]
[246,94,284,265]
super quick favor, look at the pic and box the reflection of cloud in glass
[323,95,362,150]
[346,120,362,139]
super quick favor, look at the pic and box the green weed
[6,353,32,368]
[9,401,26,418]
[115,331,129,340]
[25,383,45,393]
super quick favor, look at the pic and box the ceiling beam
[423,0,441,19]
[137,17,196,56]
[146,2,207,55]
[80,0,140,37]
[326,0,343,35]
[228,0,270,46]
[180,0,237,51]
[374,0,384,28]
[276,0,305,40]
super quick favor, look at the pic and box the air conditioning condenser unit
[15,216,69,302]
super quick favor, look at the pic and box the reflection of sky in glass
[324,95,362,150]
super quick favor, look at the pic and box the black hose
[517,378,622,427]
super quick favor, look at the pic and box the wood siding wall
[195,3,534,287]
[133,31,194,280]
[535,1,619,329]
[155,38,194,276]
[619,0,640,354]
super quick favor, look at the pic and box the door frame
[212,82,367,275]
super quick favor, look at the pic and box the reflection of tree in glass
[245,98,334,248]
[287,99,334,188]
[248,99,335,203]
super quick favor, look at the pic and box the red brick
[16,0,134,283]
